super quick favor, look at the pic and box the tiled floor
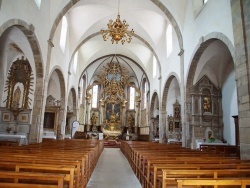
[86,148,142,188]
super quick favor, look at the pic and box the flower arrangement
[208,136,215,143]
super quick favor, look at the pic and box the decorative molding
[47,39,54,47]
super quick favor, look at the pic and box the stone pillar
[231,0,250,159]
[135,101,140,133]
[158,76,163,143]
[178,49,185,147]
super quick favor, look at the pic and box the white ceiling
[63,0,187,72]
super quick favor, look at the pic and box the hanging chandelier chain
[118,0,120,15]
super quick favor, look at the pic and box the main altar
[85,60,141,140]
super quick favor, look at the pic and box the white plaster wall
[166,78,180,116]
[183,0,234,84]
[67,90,73,111]
[222,70,238,145]
[50,19,70,82]
[0,0,71,77]
[161,29,181,94]
[47,72,61,101]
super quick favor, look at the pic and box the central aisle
[87,148,142,188]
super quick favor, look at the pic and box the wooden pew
[0,171,65,188]
[162,169,250,188]
[0,139,104,188]
[120,141,250,188]
[177,178,250,188]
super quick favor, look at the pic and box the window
[73,51,78,74]
[153,56,157,78]
[60,16,68,52]
[166,24,173,58]
[92,84,98,108]
[34,0,41,9]
[129,86,135,110]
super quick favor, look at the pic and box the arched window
[92,84,99,108]
[166,24,173,58]
[34,0,41,9]
[129,86,135,110]
[60,16,68,53]
[73,51,78,74]
[153,56,157,78]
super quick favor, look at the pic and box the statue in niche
[174,107,180,119]
[12,86,21,108]
[169,121,173,131]
[128,114,134,127]
[203,97,211,112]
[91,113,98,125]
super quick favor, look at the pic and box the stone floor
[86,148,142,188]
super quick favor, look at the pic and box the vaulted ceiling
[62,0,187,74]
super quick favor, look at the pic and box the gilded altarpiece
[166,100,181,142]
[0,58,33,139]
[189,75,222,149]
[86,61,141,139]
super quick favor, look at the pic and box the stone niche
[189,75,222,149]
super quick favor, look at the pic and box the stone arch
[68,86,77,115]
[161,73,180,134]
[46,67,66,139]
[186,32,235,100]
[150,91,159,118]
[0,19,44,143]
[162,73,181,111]
[185,32,236,147]
[65,86,77,135]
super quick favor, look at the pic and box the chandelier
[101,2,134,45]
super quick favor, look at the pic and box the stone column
[158,76,163,143]
[231,0,250,159]
[135,101,140,133]
[178,49,185,147]
[161,111,167,139]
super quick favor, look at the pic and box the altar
[195,138,228,150]
[0,133,28,146]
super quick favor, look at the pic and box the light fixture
[101,0,134,45]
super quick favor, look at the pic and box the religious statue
[174,107,180,119]
[169,121,173,131]
[12,86,21,108]
[91,113,98,125]
[203,97,211,112]
[128,114,134,127]
[110,113,116,123]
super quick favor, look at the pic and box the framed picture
[2,112,11,122]
[19,113,29,123]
